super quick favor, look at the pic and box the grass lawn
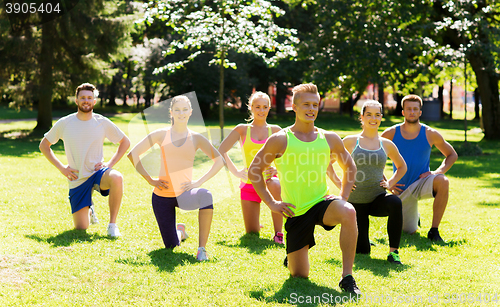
[1,110,499,306]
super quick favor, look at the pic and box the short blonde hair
[292,83,319,104]
[246,91,271,122]
[401,94,423,109]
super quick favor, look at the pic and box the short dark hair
[75,83,98,98]
[401,94,422,109]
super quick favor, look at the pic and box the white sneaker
[176,223,189,241]
[196,247,208,261]
[89,205,99,224]
[107,224,121,237]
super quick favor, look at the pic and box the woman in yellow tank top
[128,95,224,261]
[219,91,284,243]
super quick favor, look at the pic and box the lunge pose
[39,83,130,236]
[128,95,223,261]
[219,91,284,243]
[249,83,361,295]
[340,100,407,264]
[382,95,458,242]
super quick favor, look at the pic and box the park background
[1,0,500,306]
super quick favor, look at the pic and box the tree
[297,0,431,115]
[430,0,500,139]
[142,0,298,139]
[0,0,133,131]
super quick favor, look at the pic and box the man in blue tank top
[382,95,458,242]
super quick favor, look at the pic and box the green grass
[1,111,499,306]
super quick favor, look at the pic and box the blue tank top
[392,124,431,191]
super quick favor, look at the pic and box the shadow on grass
[25,229,109,247]
[216,233,282,255]
[477,201,500,207]
[352,254,410,277]
[399,232,438,251]
[249,276,350,306]
[399,232,465,250]
[113,248,197,272]
[147,248,197,272]
[0,129,66,157]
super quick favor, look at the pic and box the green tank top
[275,127,330,216]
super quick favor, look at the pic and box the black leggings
[351,193,402,254]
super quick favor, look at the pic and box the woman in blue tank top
[333,100,407,264]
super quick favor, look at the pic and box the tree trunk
[219,49,225,140]
[394,91,403,116]
[123,60,132,107]
[276,81,286,114]
[378,82,385,114]
[108,75,118,107]
[449,79,453,119]
[474,87,481,121]
[438,85,444,119]
[35,18,54,131]
[349,93,361,118]
[145,81,152,108]
[469,55,500,140]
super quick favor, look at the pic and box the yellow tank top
[240,125,272,185]
[154,128,196,197]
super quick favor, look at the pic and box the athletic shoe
[339,275,362,295]
[107,224,121,237]
[176,223,189,241]
[273,232,284,244]
[196,247,208,261]
[387,250,402,265]
[89,205,99,224]
[427,228,444,242]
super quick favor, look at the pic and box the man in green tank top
[249,83,361,296]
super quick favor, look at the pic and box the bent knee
[344,202,357,220]
[108,170,124,185]
[434,174,449,190]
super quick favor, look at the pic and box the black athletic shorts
[285,198,337,254]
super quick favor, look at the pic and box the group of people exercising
[39,82,457,295]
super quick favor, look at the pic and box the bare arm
[326,132,357,200]
[381,139,407,190]
[248,133,295,217]
[218,125,246,180]
[98,135,130,170]
[127,130,168,189]
[39,137,79,180]
[181,134,224,191]
[426,129,458,176]
[381,126,396,141]
[326,163,342,190]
